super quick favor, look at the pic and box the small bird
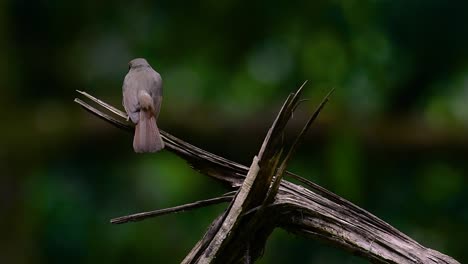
[122,58,164,153]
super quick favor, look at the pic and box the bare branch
[76,90,128,119]
[111,195,233,224]
[75,89,460,264]
[75,98,132,132]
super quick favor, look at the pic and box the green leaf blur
[0,1,467,263]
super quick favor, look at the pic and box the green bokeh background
[1,1,467,263]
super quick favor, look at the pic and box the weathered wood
[185,84,305,263]
[192,156,261,264]
[75,89,459,264]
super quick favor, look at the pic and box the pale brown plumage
[122,58,164,153]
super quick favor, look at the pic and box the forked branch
[75,86,459,264]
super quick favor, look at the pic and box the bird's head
[128,58,150,70]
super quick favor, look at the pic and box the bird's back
[123,67,162,123]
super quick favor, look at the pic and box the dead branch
[111,194,234,225]
[75,86,459,264]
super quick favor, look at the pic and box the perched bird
[122,58,164,153]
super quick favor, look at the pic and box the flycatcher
[122,58,164,153]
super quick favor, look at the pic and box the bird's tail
[133,110,164,153]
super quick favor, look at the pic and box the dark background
[1,1,467,263]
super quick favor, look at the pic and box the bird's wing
[122,72,140,123]
[150,69,163,120]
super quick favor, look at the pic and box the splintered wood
[75,84,459,264]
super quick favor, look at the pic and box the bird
[122,58,164,153]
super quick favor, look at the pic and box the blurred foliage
[1,0,467,263]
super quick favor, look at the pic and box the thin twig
[111,195,233,224]
[76,90,128,119]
